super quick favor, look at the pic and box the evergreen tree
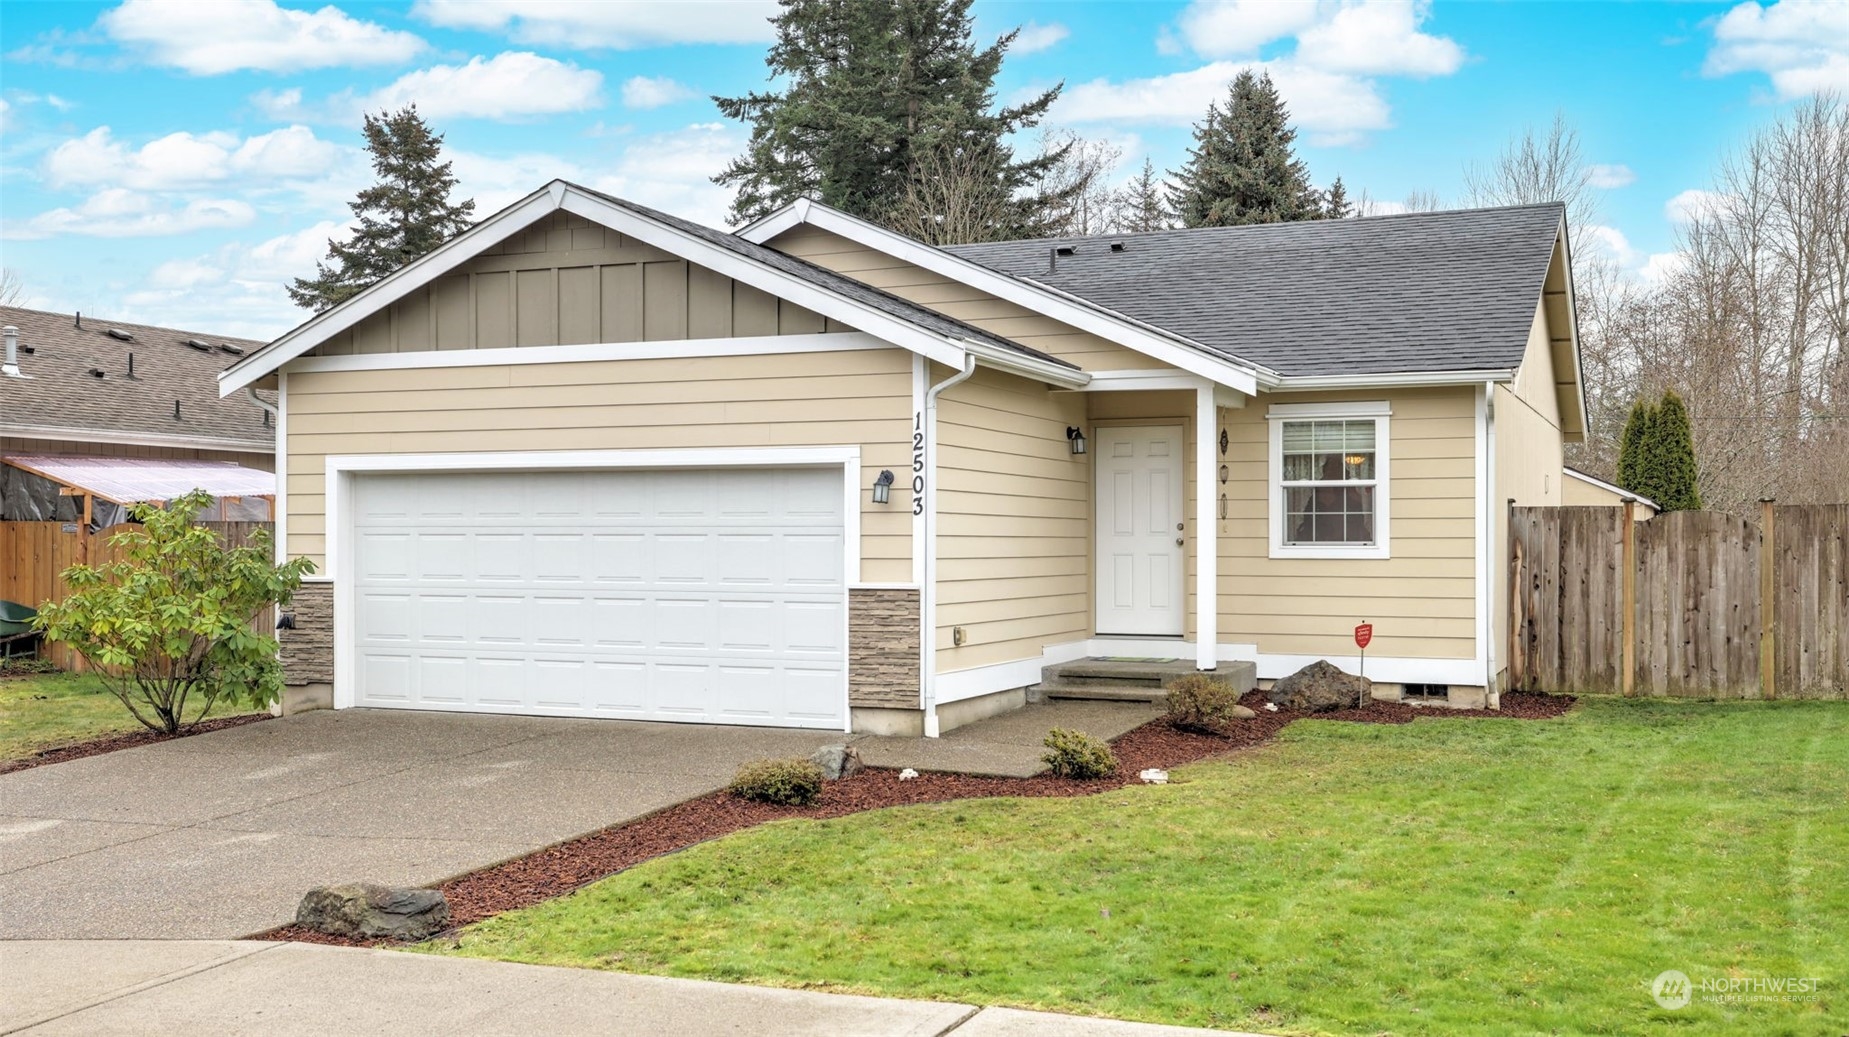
[1323,176,1353,219]
[1617,398,1650,496]
[1115,158,1175,232]
[713,0,1066,239]
[1653,389,1702,510]
[288,107,475,313]
[1169,70,1321,227]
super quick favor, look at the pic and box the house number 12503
[911,412,926,515]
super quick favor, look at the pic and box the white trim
[1266,402,1392,560]
[851,582,921,591]
[910,355,926,587]
[283,332,893,376]
[959,337,1090,390]
[1195,383,1218,671]
[919,357,977,735]
[936,641,1088,704]
[1250,651,1486,687]
[1563,466,1659,510]
[323,445,863,729]
[1272,369,1516,391]
[737,199,1264,395]
[1065,369,1216,392]
[0,424,272,455]
[1475,383,1493,698]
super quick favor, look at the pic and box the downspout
[1482,381,1499,709]
[920,353,977,738]
[245,386,278,420]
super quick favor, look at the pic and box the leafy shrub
[730,757,825,806]
[33,491,315,734]
[1164,673,1247,734]
[1041,727,1117,779]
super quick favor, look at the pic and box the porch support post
[1195,382,1217,671]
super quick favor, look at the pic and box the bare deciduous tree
[1464,111,1598,232]
[0,268,24,307]
[1032,129,1125,237]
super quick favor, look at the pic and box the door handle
[1175,537,1184,546]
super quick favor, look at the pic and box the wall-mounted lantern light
[871,469,895,504]
[1066,426,1087,455]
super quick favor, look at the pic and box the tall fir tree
[1652,389,1702,510]
[1116,158,1175,232]
[713,0,1065,240]
[1323,176,1353,219]
[288,106,474,312]
[1169,70,1322,227]
[1617,398,1651,496]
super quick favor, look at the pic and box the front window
[1281,419,1377,545]
[1268,403,1390,559]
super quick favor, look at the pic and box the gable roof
[941,204,1570,379]
[220,181,1085,396]
[1,306,272,453]
[1564,466,1660,511]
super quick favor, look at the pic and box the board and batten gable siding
[1491,299,1566,680]
[934,365,1091,671]
[282,349,914,581]
[307,211,846,356]
[1219,386,1480,661]
[768,225,1168,373]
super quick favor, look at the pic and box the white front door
[1095,425,1185,636]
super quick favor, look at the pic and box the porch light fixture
[1067,426,1087,455]
[871,469,895,504]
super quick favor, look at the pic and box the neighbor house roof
[1,306,273,453]
[2,454,274,506]
[1564,466,1660,511]
[941,203,1569,378]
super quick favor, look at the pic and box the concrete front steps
[1032,657,1258,703]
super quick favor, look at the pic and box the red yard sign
[1354,623,1373,650]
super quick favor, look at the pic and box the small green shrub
[1041,727,1117,779]
[1165,673,1247,734]
[730,757,825,806]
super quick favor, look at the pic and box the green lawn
[0,670,252,760]
[425,698,1847,1035]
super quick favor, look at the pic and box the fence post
[1621,500,1636,697]
[1759,498,1776,700]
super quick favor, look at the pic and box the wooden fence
[1509,504,1847,699]
[0,520,274,671]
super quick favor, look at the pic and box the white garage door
[349,467,846,728]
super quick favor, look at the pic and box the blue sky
[2,0,1845,339]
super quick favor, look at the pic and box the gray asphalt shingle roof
[1,306,273,450]
[942,203,1567,377]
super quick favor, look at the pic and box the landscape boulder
[1267,660,1372,713]
[809,744,865,780]
[296,883,450,941]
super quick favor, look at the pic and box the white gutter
[920,354,978,738]
[960,338,1089,390]
[1271,368,1518,391]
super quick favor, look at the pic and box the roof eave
[1265,368,1518,391]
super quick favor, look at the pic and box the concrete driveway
[0,710,842,940]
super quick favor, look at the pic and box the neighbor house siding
[769,225,1168,373]
[0,436,274,472]
[308,212,848,357]
[1219,386,1479,661]
[1563,473,1655,515]
[281,348,914,581]
[1491,300,1566,682]
[934,365,1091,672]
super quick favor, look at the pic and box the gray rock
[296,883,450,941]
[809,744,865,780]
[1267,660,1371,713]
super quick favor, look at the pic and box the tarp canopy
[1,455,274,525]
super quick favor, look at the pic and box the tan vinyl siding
[770,224,1169,373]
[1219,386,1479,660]
[283,349,913,580]
[1491,301,1566,677]
[309,212,843,356]
[934,366,1090,671]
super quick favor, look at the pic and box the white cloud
[589,123,743,227]
[412,0,777,49]
[99,0,425,75]
[256,52,603,123]
[1059,60,1390,146]
[3,189,255,239]
[1639,251,1688,284]
[0,98,11,132]
[1011,21,1070,55]
[1705,0,1849,99]
[1582,224,1642,267]
[120,220,352,338]
[1665,187,1730,224]
[1294,1,1464,77]
[43,125,343,192]
[621,75,695,110]
[1176,0,1321,56]
[1587,163,1636,189]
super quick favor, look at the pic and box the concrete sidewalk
[0,941,1270,1037]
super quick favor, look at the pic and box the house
[1,306,275,526]
[1563,466,1659,517]
[218,181,1583,734]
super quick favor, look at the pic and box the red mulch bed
[262,691,1573,947]
[0,713,274,775]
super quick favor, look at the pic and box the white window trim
[1267,401,1392,560]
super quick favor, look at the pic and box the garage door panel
[351,468,848,728]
